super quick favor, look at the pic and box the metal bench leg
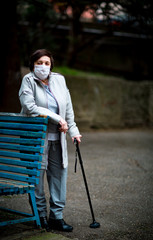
[29,190,41,227]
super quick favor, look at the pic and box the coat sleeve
[66,88,80,138]
[19,75,61,124]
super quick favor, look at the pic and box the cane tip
[90,221,100,228]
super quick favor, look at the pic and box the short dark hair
[29,49,54,71]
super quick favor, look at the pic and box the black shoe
[40,216,50,232]
[49,218,73,232]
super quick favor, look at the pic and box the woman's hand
[72,135,82,144]
[59,118,68,134]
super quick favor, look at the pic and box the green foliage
[17,0,59,64]
[17,0,153,71]
[53,65,106,77]
[18,0,57,26]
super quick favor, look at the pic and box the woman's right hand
[59,118,68,134]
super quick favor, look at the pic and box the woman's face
[34,56,51,68]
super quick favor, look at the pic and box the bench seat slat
[0,150,42,161]
[0,137,44,145]
[0,166,40,176]
[0,158,41,168]
[0,179,32,187]
[0,187,19,195]
[0,122,47,131]
[0,183,30,191]
[0,172,39,184]
[0,182,34,195]
[0,129,46,138]
[0,143,43,153]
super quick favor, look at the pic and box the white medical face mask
[34,65,50,80]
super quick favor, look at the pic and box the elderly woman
[19,49,82,232]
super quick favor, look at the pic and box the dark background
[1,0,153,127]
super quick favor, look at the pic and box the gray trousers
[35,141,68,219]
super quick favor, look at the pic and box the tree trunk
[1,0,21,112]
[67,5,82,67]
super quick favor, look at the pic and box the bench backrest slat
[0,115,48,124]
[0,129,46,138]
[0,172,39,184]
[0,150,42,161]
[0,122,47,131]
[0,165,39,177]
[0,158,41,168]
[0,137,44,145]
[0,143,44,153]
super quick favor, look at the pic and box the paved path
[0,130,153,240]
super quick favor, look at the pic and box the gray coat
[19,72,80,169]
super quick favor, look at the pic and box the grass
[53,65,107,77]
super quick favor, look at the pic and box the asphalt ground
[0,130,153,240]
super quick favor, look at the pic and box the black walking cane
[74,139,100,228]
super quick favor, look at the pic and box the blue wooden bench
[0,113,48,227]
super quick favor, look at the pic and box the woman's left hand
[72,135,82,144]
